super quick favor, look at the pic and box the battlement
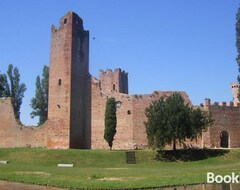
[230,82,239,88]
[204,98,239,110]
[129,91,191,102]
[51,11,84,33]
[99,68,128,76]
[99,68,128,94]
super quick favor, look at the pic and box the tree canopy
[144,93,213,151]
[30,65,49,125]
[0,64,26,121]
[104,97,117,150]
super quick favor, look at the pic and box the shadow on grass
[156,148,229,162]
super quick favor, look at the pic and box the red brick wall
[205,102,240,148]
[99,68,128,94]
[0,98,47,148]
[47,12,73,148]
[90,82,193,149]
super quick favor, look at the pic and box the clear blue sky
[0,0,239,125]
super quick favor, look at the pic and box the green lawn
[0,148,240,189]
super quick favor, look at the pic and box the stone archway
[220,131,229,148]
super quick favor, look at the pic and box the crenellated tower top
[99,68,128,94]
[230,82,239,106]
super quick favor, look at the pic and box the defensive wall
[99,69,128,94]
[91,73,192,149]
[0,11,240,150]
[0,98,47,148]
[203,99,240,148]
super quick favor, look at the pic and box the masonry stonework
[203,99,240,148]
[0,98,47,148]
[230,82,240,106]
[0,11,240,149]
[48,12,91,149]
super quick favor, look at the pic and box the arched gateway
[220,131,229,148]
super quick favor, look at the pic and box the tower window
[57,105,61,109]
[127,110,131,115]
[113,84,116,91]
[76,20,79,24]
[64,18,67,24]
[58,79,62,86]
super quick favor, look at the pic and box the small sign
[57,164,74,167]
[0,160,8,164]
[125,151,136,164]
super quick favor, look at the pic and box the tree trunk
[173,139,176,151]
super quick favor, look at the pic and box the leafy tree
[30,65,49,125]
[236,6,240,100]
[0,74,3,92]
[0,64,26,120]
[104,97,117,150]
[0,73,10,97]
[189,107,213,141]
[145,93,213,151]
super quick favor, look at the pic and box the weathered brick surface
[203,100,240,148]
[91,78,194,149]
[230,82,239,106]
[0,11,240,150]
[99,69,128,94]
[0,98,47,148]
[48,11,90,149]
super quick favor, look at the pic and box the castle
[0,12,240,149]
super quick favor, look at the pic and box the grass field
[0,148,240,189]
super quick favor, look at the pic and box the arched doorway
[220,131,229,148]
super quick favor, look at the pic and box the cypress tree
[30,65,49,125]
[104,97,117,150]
[0,64,26,121]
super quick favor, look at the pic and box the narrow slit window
[64,18,67,24]
[58,79,62,86]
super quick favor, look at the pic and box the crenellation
[99,68,128,94]
[204,98,211,108]
[202,99,240,113]
[222,102,226,107]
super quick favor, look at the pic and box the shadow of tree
[156,149,229,162]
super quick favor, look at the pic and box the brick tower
[99,68,128,94]
[48,12,91,149]
[230,82,239,106]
